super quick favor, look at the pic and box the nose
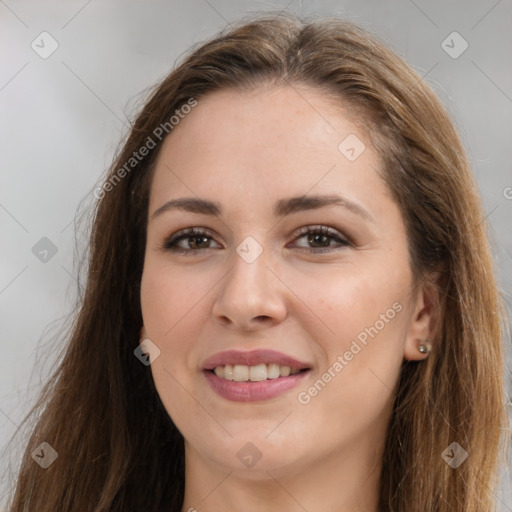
[212,245,288,332]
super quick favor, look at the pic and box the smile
[201,349,312,402]
[212,363,302,381]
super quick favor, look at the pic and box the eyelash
[160,225,352,256]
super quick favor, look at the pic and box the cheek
[140,258,220,380]
[297,264,405,345]
[294,265,409,404]
[140,260,212,339]
[140,263,208,434]
[140,263,206,409]
[288,287,407,454]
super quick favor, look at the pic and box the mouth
[201,349,312,402]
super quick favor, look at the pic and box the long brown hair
[5,13,508,511]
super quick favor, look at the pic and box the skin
[140,85,438,512]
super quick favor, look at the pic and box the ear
[403,274,441,361]
[139,325,148,341]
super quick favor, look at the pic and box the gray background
[1,0,511,509]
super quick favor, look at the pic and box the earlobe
[417,339,432,354]
[140,325,147,341]
[404,337,434,361]
[403,276,440,361]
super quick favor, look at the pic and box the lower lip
[203,370,310,402]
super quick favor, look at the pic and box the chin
[188,432,309,476]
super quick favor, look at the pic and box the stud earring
[418,338,432,354]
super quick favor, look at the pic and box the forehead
[149,85,388,216]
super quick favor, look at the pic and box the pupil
[308,234,328,247]
[190,236,209,249]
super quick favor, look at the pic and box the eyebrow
[151,194,373,222]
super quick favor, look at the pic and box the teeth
[249,364,267,382]
[280,365,290,377]
[267,363,280,379]
[233,365,249,381]
[212,363,303,381]
[225,364,234,380]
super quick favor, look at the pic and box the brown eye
[291,226,351,253]
[162,228,221,255]
[182,234,211,250]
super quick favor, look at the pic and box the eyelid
[160,224,352,255]
[292,224,351,243]
[289,225,352,251]
[162,226,221,250]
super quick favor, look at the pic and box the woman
[6,13,508,512]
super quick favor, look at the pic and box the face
[140,85,431,479]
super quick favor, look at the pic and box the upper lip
[202,349,311,371]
